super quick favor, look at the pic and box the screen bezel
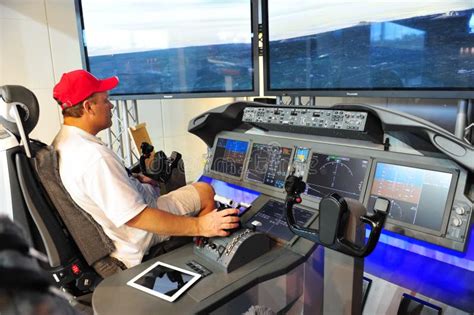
[127,261,201,302]
[209,137,251,180]
[262,0,474,99]
[303,151,372,203]
[74,0,260,99]
[364,159,459,236]
[243,142,295,191]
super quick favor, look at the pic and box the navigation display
[245,143,293,188]
[211,138,249,178]
[248,199,314,242]
[306,154,369,200]
[368,163,453,231]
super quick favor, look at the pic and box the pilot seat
[0,85,187,298]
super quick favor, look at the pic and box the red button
[71,264,81,275]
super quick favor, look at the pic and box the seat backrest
[15,141,126,287]
[33,145,116,265]
[14,145,103,294]
[15,148,76,266]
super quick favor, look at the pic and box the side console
[193,195,272,272]
[193,228,271,272]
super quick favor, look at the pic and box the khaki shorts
[157,184,201,217]
[151,184,201,244]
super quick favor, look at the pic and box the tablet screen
[127,261,201,302]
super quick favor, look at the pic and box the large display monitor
[245,143,293,189]
[75,0,259,99]
[263,0,474,98]
[211,138,249,178]
[305,153,369,200]
[367,162,456,233]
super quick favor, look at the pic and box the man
[52,69,239,268]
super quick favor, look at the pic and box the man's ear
[82,99,94,115]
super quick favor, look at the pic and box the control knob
[452,217,462,227]
[455,206,466,215]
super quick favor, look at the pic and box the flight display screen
[368,163,453,231]
[211,138,249,177]
[294,147,310,162]
[245,143,293,188]
[248,199,314,242]
[306,154,369,200]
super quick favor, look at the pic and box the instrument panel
[205,131,472,252]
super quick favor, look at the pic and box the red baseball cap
[53,69,119,109]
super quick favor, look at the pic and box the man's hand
[133,173,158,187]
[197,208,240,237]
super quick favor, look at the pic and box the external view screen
[245,143,293,188]
[211,138,249,178]
[266,0,474,93]
[306,154,369,200]
[78,0,256,96]
[368,163,453,231]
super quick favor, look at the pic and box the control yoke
[284,175,390,258]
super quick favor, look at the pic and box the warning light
[71,264,81,275]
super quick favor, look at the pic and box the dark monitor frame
[262,0,474,99]
[208,136,252,181]
[242,142,295,192]
[303,151,373,203]
[74,0,260,100]
[364,159,459,237]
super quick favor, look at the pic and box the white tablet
[127,261,201,302]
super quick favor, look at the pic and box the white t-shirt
[52,125,159,268]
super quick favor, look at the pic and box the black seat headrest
[0,85,40,137]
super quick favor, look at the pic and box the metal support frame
[455,99,468,139]
[323,205,366,315]
[106,99,139,167]
[293,96,301,106]
[275,96,317,107]
[464,99,473,145]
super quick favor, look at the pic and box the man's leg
[191,182,216,216]
[144,183,215,261]
[155,182,214,218]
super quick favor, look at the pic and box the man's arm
[126,207,240,237]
